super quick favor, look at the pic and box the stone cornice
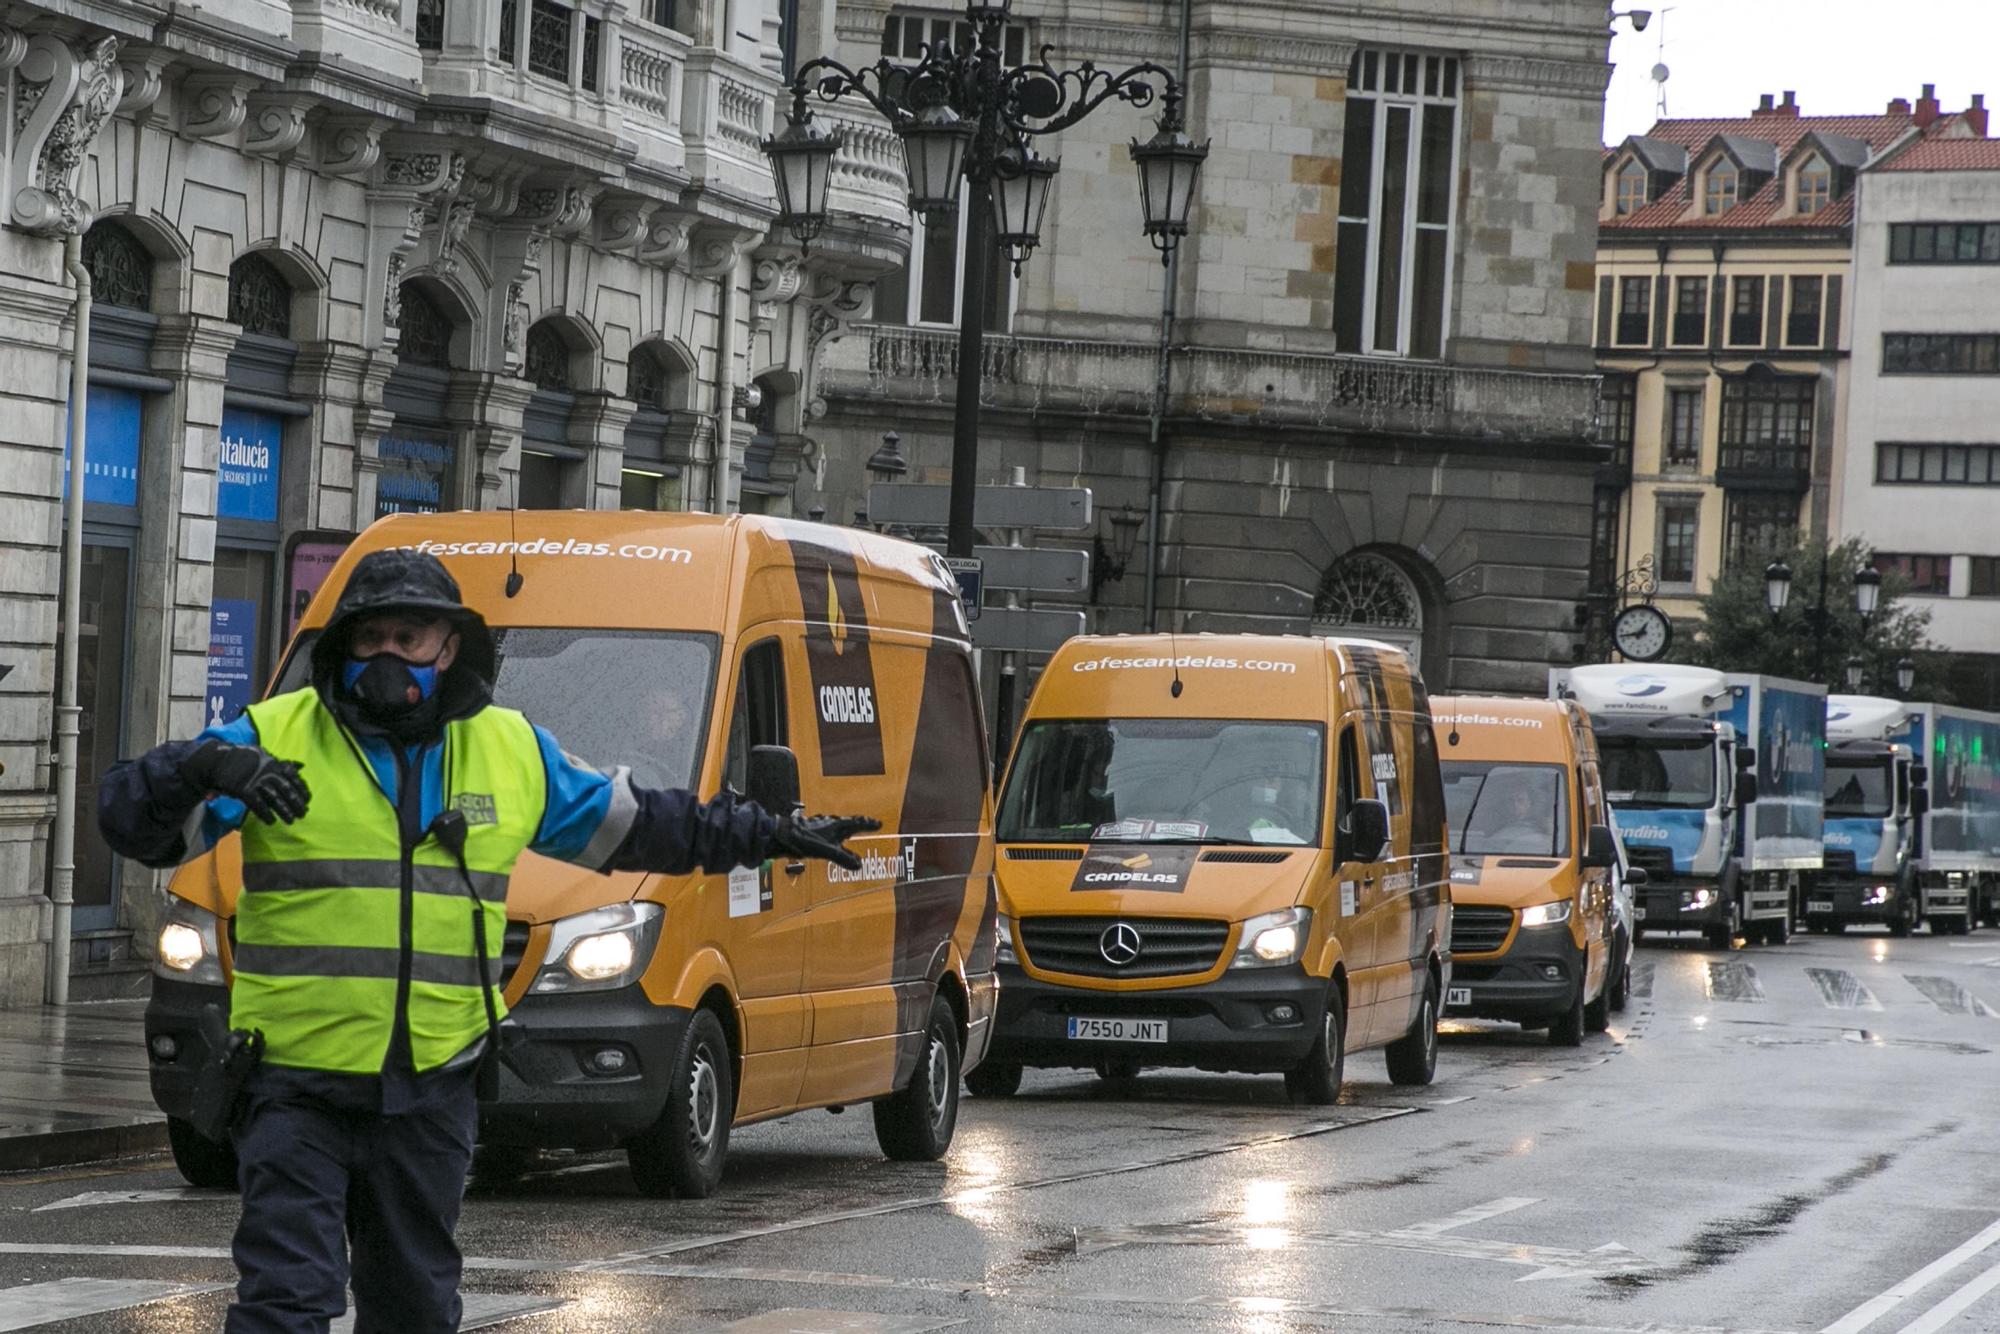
[1462,52,1613,98]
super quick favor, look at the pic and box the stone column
[449,372,534,511]
[571,389,637,510]
[291,341,389,533]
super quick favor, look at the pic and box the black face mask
[343,654,444,738]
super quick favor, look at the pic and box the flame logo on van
[1121,853,1154,870]
[826,569,848,653]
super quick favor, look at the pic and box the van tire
[1548,979,1586,1047]
[1384,977,1439,1086]
[167,1116,238,1190]
[964,1060,1023,1098]
[627,1007,732,1199]
[1584,975,1611,1034]
[1609,940,1631,1012]
[1094,1058,1142,1086]
[874,992,961,1162]
[1705,897,1741,950]
[1285,986,1346,1105]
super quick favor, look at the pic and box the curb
[0,1120,171,1174]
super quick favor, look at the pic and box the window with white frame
[1796,155,1831,216]
[1615,158,1648,215]
[881,11,1026,65]
[1704,159,1739,215]
[1334,48,1461,360]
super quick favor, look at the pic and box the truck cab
[1589,713,1746,943]
[1812,695,1924,935]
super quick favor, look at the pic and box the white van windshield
[1442,761,1570,858]
[998,718,1325,846]
[274,628,717,791]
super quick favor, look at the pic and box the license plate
[1446,987,1472,1007]
[1067,1016,1168,1043]
[1634,906,1647,921]
[1808,900,1834,914]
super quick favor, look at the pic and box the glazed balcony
[823,326,1602,446]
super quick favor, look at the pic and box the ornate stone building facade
[0,0,905,1004]
[805,0,1610,714]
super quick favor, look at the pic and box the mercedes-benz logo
[1099,922,1142,967]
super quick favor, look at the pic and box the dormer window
[1798,155,1831,215]
[1705,160,1739,215]
[1615,158,1648,215]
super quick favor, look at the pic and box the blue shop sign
[218,408,282,523]
[63,385,142,507]
[205,597,257,728]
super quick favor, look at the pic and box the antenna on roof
[1651,6,1674,118]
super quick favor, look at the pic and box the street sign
[943,555,983,621]
[972,606,1085,655]
[869,483,1093,531]
[976,545,1088,594]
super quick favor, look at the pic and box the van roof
[304,511,962,640]
[1034,633,1412,721]
[1430,695,1583,763]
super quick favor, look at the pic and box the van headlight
[530,903,663,995]
[154,902,225,986]
[1864,885,1893,906]
[995,914,1018,967]
[1520,900,1573,929]
[1232,907,1311,968]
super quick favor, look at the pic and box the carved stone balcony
[616,17,690,178]
[822,326,1603,447]
[806,100,911,277]
[680,48,778,206]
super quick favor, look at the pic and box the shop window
[1333,47,1459,359]
[519,450,567,509]
[620,468,682,510]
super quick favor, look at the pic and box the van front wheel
[1285,986,1346,1105]
[1384,977,1439,1086]
[874,992,962,1162]
[627,1007,733,1199]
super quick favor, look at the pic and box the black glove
[181,739,311,825]
[771,812,881,873]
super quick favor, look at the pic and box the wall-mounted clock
[1613,604,1673,663]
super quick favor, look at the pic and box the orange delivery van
[979,634,1451,1102]
[1429,695,1619,1045]
[142,511,998,1198]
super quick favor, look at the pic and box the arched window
[81,224,153,312]
[524,322,572,390]
[1314,552,1422,629]
[1615,158,1649,215]
[1797,155,1831,216]
[1704,160,1739,216]
[397,283,453,369]
[227,253,292,339]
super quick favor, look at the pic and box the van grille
[1018,916,1230,979]
[1451,905,1514,956]
[1625,845,1677,883]
[500,921,533,988]
[1004,847,1085,861]
[1821,849,1856,876]
[1200,850,1294,864]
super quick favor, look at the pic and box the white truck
[1819,696,2000,935]
[1552,665,1824,948]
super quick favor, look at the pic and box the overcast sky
[1602,0,1999,146]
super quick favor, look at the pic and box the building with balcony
[808,0,1611,712]
[1838,136,2000,708]
[1592,85,1989,635]
[0,0,907,1004]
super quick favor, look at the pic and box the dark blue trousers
[223,1065,477,1334]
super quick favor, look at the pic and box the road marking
[576,1106,1417,1271]
[1707,960,1765,1002]
[0,1278,227,1331]
[1396,1196,1541,1235]
[1892,1255,2000,1334]
[1902,975,1999,1017]
[34,1187,233,1212]
[716,1312,963,1333]
[330,1294,565,1332]
[1630,962,1655,999]
[1820,1215,2000,1333]
[1807,969,1883,1011]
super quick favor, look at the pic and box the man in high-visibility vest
[99,548,875,1334]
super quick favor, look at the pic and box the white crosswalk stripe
[0,1278,227,1331]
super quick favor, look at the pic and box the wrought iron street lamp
[1765,551,1886,684]
[762,0,1208,558]
[1089,504,1146,602]
[1845,656,1866,692]
[1764,559,1793,616]
[1896,657,1917,695]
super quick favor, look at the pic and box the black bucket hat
[309,548,497,688]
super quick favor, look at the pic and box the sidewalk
[0,998,166,1171]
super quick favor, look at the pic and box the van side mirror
[1910,763,1929,788]
[1735,746,1757,772]
[747,745,803,814]
[1625,865,1649,886]
[1582,824,1617,870]
[1735,772,1759,809]
[1911,786,1931,818]
[1341,798,1391,865]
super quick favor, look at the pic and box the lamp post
[1764,550,1883,684]
[761,0,1208,559]
[1896,657,1917,696]
[1089,504,1146,603]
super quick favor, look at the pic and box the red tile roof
[1601,110,1984,234]
[1874,139,2000,171]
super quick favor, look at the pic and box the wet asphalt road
[5,930,2000,1333]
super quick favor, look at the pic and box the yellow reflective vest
[230,689,546,1075]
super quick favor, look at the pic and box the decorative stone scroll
[9,33,122,235]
